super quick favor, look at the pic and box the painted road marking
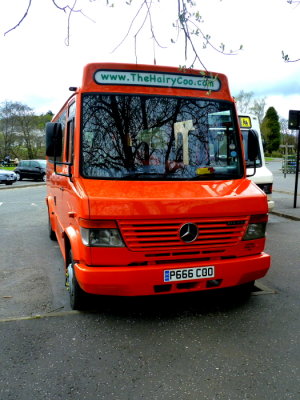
[252,281,277,295]
[0,310,81,323]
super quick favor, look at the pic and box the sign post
[288,110,300,208]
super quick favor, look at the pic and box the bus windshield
[81,94,243,180]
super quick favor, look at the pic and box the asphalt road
[267,159,298,193]
[0,186,299,400]
[0,179,46,190]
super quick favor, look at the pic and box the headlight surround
[79,219,125,247]
[243,214,268,241]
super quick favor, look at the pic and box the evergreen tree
[261,107,281,153]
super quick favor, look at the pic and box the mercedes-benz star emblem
[179,223,199,243]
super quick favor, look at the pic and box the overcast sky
[1,0,300,119]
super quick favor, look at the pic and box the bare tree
[282,0,300,62]
[250,98,266,125]
[0,101,50,159]
[13,103,37,159]
[235,91,255,114]
[235,91,266,124]
[3,0,242,69]
[4,0,94,46]
[0,101,20,158]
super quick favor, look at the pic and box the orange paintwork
[46,63,270,297]
[81,178,266,219]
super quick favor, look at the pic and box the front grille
[118,217,248,252]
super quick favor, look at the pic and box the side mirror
[46,122,63,157]
[247,129,259,162]
[246,129,259,177]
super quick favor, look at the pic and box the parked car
[0,169,17,185]
[14,159,46,182]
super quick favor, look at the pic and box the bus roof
[78,63,233,101]
[52,63,235,119]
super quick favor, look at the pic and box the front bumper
[74,252,271,296]
[267,197,275,211]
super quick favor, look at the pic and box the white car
[0,169,17,185]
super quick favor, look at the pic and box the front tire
[66,251,88,310]
[15,172,22,181]
[228,281,255,301]
[48,213,57,241]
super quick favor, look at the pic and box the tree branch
[111,0,147,53]
[177,0,207,70]
[4,0,32,36]
[4,0,95,45]
[3,0,243,66]
[65,0,78,46]
[282,50,300,63]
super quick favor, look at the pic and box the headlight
[243,214,268,241]
[81,227,124,247]
[79,219,125,247]
[257,183,272,195]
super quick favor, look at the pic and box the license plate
[164,266,215,282]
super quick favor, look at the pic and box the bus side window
[66,119,74,162]
[66,102,75,163]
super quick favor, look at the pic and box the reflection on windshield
[81,94,243,180]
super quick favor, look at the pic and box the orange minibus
[46,63,270,309]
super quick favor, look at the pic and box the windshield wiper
[119,172,168,180]
[191,173,236,180]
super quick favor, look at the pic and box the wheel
[42,174,46,182]
[238,281,255,293]
[15,172,22,181]
[66,250,88,310]
[48,213,57,241]
[5,181,13,185]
